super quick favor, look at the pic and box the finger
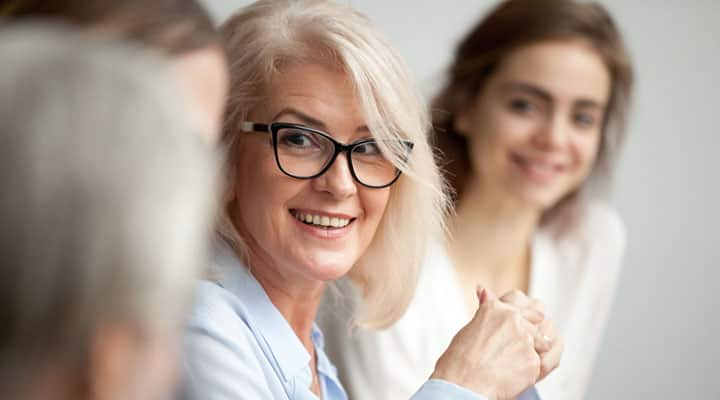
[538,336,564,381]
[500,291,544,316]
[471,287,494,321]
[536,319,557,342]
[476,286,497,305]
[534,319,556,352]
[499,291,546,323]
[527,298,546,316]
[499,290,547,316]
[522,307,545,325]
[499,289,530,307]
[533,328,551,353]
[476,287,487,305]
[484,286,498,301]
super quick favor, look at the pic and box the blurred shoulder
[548,201,625,251]
[542,201,627,279]
[581,201,626,252]
[182,280,273,398]
[187,279,254,340]
[191,280,240,318]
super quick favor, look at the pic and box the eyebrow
[500,81,605,110]
[271,107,370,134]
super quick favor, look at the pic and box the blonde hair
[218,0,448,328]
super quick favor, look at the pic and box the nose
[311,153,358,199]
[533,114,570,150]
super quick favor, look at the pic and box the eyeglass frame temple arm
[240,122,270,133]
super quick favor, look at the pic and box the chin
[511,187,565,212]
[505,175,574,209]
[307,262,353,283]
[296,250,357,282]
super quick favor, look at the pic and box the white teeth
[530,163,552,172]
[292,211,351,228]
[517,156,559,174]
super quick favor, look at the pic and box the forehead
[259,62,364,124]
[491,40,611,105]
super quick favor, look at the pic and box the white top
[318,202,626,400]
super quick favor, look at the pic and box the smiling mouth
[511,153,565,176]
[289,209,355,229]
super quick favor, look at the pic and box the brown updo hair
[433,0,633,215]
[1,0,221,56]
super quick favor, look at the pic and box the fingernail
[477,287,486,303]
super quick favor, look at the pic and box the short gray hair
[0,24,218,396]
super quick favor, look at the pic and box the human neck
[247,250,325,354]
[448,179,542,294]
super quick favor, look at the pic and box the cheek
[232,144,292,234]
[359,187,391,234]
[490,110,537,147]
[471,106,532,161]
[573,133,602,174]
[468,120,519,176]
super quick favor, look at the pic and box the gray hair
[0,24,219,396]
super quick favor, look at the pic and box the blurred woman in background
[2,0,228,141]
[320,0,634,399]
[0,26,218,400]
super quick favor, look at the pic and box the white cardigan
[319,202,626,400]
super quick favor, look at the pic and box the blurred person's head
[0,25,218,400]
[218,0,448,328]
[2,0,229,141]
[433,0,633,227]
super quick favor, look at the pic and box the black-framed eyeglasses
[240,121,414,189]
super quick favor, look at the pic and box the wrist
[430,369,498,399]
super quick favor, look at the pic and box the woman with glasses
[320,1,634,399]
[179,1,561,399]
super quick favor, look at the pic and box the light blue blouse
[179,243,539,400]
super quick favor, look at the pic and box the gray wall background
[202,1,720,398]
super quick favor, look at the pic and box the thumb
[476,286,497,305]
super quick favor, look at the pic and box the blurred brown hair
[1,0,220,55]
[433,0,633,209]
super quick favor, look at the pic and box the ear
[88,323,139,400]
[453,112,469,137]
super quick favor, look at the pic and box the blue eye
[280,131,313,146]
[574,112,597,128]
[353,141,381,155]
[509,98,537,114]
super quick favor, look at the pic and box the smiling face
[455,39,611,211]
[228,62,391,285]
